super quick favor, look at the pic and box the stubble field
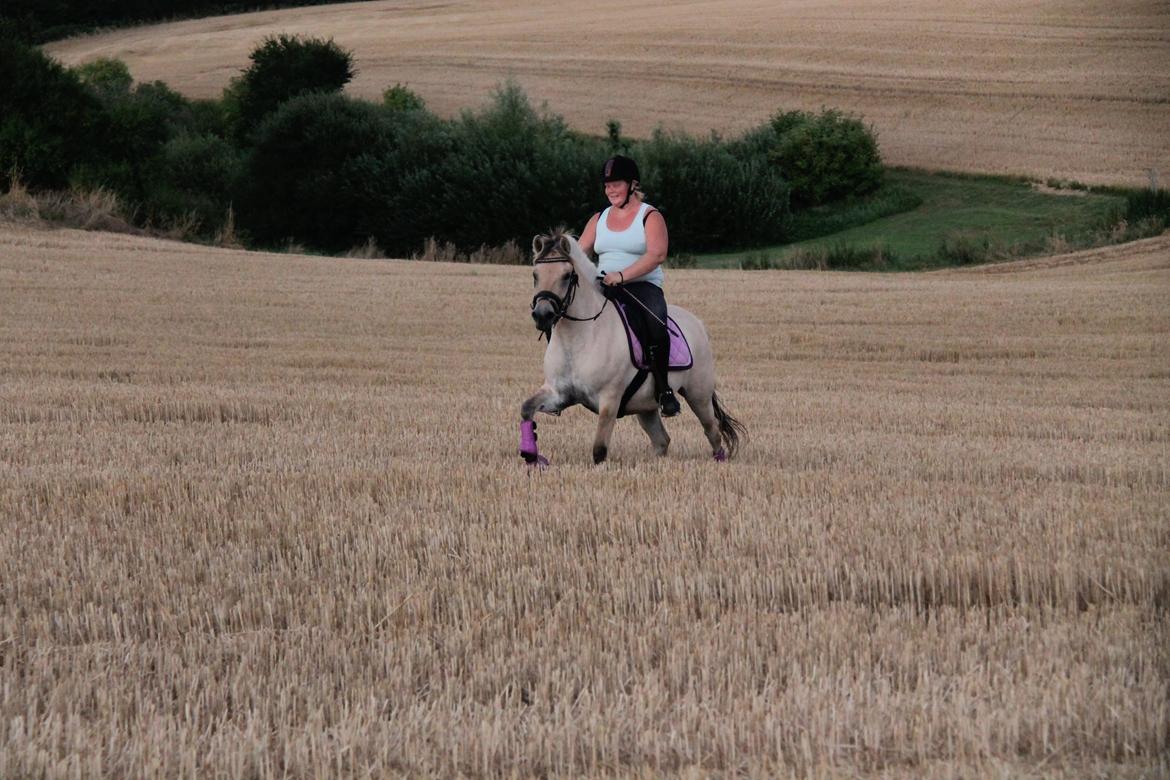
[1,221,1167,776]
[45,0,1170,187]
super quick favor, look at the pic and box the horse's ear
[532,235,547,258]
[558,234,572,256]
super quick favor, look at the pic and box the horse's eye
[562,273,572,283]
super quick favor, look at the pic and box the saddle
[613,301,693,371]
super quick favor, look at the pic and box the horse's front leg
[591,394,621,464]
[519,384,564,466]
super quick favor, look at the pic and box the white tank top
[595,202,664,288]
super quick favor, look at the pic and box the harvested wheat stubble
[0,222,1168,777]
[45,0,1170,187]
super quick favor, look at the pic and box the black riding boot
[648,344,680,417]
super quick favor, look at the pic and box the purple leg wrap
[520,420,548,467]
[519,420,537,456]
[713,448,728,463]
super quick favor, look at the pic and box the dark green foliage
[632,131,790,251]
[1125,188,1170,224]
[73,57,133,98]
[1,1,361,44]
[188,98,233,138]
[241,84,601,256]
[383,83,425,112]
[363,110,456,255]
[0,38,105,190]
[240,92,420,250]
[768,109,883,208]
[144,132,244,233]
[725,123,779,162]
[425,83,600,251]
[229,34,355,139]
[74,74,195,203]
[606,120,626,152]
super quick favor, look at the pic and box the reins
[610,284,666,328]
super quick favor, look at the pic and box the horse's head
[530,229,588,335]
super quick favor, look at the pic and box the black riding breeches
[618,281,669,361]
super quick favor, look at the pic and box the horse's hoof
[658,391,681,418]
[713,448,728,463]
[522,451,549,469]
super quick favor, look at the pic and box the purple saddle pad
[614,301,693,371]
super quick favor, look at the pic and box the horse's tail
[712,391,747,459]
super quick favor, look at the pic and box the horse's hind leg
[685,393,725,460]
[591,396,621,464]
[636,411,671,457]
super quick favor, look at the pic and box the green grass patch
[786,182,924,242]
[695,168,1131,271]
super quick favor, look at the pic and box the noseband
[530,253,609,338]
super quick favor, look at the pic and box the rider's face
[604,180,631,205]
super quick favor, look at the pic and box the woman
[578,155,680,417]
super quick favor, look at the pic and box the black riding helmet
[601,155,639,207]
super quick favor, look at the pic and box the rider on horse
[577,155,681,418]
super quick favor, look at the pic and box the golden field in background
[45,0,1170,187]
[1,222,1167,776]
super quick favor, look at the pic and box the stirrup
[658,388,681,417]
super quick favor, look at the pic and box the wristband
[618,271,624,283]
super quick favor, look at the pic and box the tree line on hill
[0,0,363,43]
[0,33,888,258]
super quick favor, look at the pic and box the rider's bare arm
[578,213,600,256]
[617,210,668,282]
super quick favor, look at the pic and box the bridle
[531,252,609,339]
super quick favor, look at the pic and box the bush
[187,98,233,138]
[240,92,412,250]
[228,34,355,139]
[768,109,883,208]
[144,133,245,235]
[73,75,195,203]
[785,242,900,271]
[632,130,791,252]
[0,38,105,190]
[383,84,425,112]
[422,83,601,251]
[73,57,133,99]
[0,175,135,233]
[1125,188,1170,224]
[739,251,777,270]
[410,237,527,265]
[937,232,993,266]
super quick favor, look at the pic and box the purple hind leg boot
[713,448,728,463]
[519,420,549,467]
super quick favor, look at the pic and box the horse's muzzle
[532,300,557,332]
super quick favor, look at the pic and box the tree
[228,34,355,139]
[239,92,398,249]
[0,38,104,190]
[768,109,883,208]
